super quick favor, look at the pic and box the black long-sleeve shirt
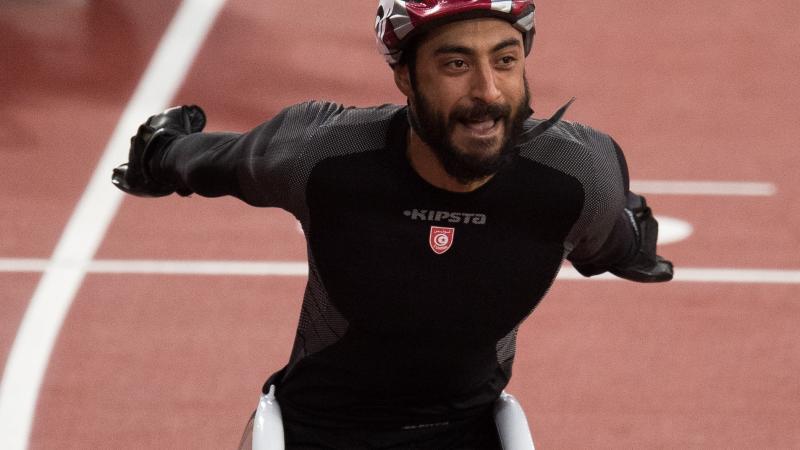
[153,102,635,429]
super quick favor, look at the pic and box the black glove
[609,193,674,282]
[111,105,206,197]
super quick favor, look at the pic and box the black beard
[408,82,532,184]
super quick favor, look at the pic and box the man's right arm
[112,102,343,207]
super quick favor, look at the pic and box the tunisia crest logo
[429,226,455,255]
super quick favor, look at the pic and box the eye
[499,55,517,66]
[445,59,468,70]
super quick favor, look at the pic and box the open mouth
[459,118,500,136]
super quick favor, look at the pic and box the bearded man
[113,1,672,448]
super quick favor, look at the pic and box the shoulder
[293,102,404,156]
[519,119,618,169]
[518,118,628,251]
[280,101,402,131]
[252,101,403,157]
[518,119,626,193]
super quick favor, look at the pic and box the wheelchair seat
[248,387,535,450]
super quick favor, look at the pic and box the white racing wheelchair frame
[251,387,535,450]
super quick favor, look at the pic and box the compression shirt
[153,102,634,429]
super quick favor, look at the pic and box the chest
[305,151,584,339]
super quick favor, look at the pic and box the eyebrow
[433,37,522,56]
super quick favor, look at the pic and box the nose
[469,63,502,103]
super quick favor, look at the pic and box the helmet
[375,0,536,66]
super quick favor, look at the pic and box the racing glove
[111,105,206,197]
[609,192,674,282]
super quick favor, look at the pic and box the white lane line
[88,259,309,276]
[631,180,777,196]
[0,259,309,276]
[1,258,799,284]
[675,268,800,284]
[655,216,693,245]
[558,267,800,284]
[0,259,47,273]
[0,1,227,449]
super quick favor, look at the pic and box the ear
[393,64,412,98]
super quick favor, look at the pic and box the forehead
[416,18,522,54]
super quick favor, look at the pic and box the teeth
[466,120,495,132]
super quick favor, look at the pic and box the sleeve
[566,138,639,276]
[150,101,345,209]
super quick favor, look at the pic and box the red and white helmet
[375,0,536,65]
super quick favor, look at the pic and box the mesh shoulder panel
[239,101,400,215]
[518,119,627,260]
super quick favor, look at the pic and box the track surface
[1,1,799,448]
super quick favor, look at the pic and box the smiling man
[399,17,533,191]
[113,1,672,448]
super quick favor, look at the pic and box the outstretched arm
[111,101,346,207]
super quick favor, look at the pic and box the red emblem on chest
[429,226,455,255]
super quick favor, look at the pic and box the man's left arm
[568,139,674,283]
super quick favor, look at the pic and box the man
[113,1,673,448]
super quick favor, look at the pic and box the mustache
[451,100,511,122]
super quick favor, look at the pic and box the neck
[406,129,493,193]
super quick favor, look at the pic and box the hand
[610,193,674,282]
[111,105,206,197]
